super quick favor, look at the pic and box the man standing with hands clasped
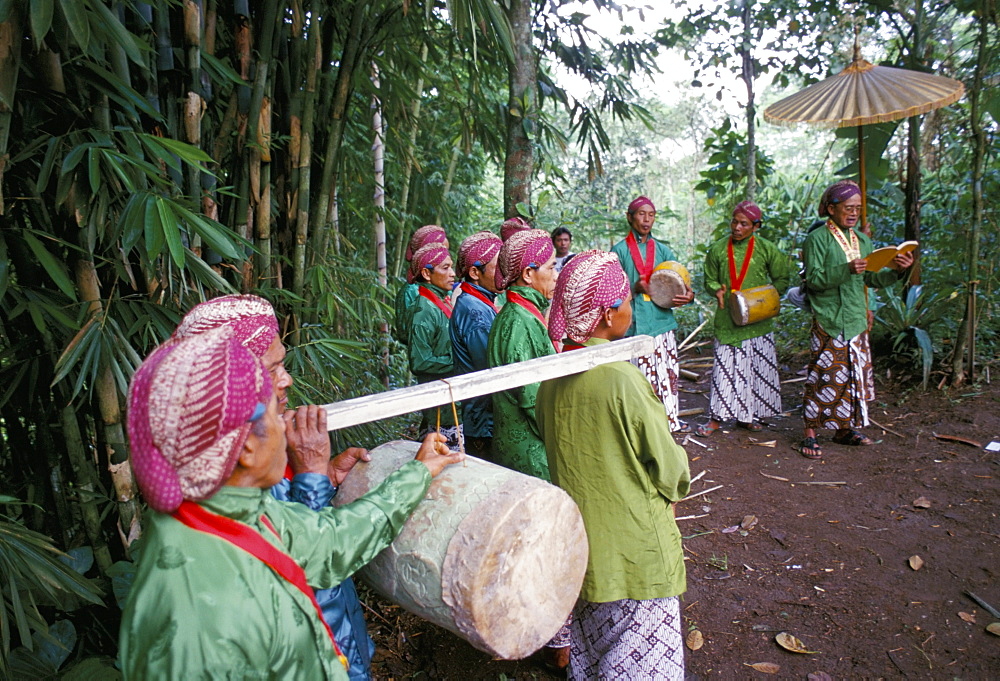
[611,196,695,433]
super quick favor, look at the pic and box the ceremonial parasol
[763,42,965,227]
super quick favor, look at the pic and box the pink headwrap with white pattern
[500,216,532,242]
[627,196,655,215]
[407,243,451,284]
[457,231,503,278]
[171,294,279,358]
[732,200,762,224]
[548,250,630,344]
[405,225,448,261]
[127,326,272,513]
[494,228,555,291]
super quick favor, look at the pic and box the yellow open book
[866,240,918,271]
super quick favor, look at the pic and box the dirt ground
[363,355,1000,680]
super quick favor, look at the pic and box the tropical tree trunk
[503,0,536,218]
[950,4,988,386]
[903,0,925,289]
[741,0,756,201]
[372,64,387,287]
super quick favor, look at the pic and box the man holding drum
[611,196,695,432]
[799,180,913,459]
[696,201,793,437]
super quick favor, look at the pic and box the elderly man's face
[262,337,293,411]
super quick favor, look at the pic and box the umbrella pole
[858,125,867,230]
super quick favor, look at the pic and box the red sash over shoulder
[418,285,453,319]
[626,231,656,284]
[727,235,755,292]
[172,500,350,671]
[506,290,557,352]
[459,282,498,313]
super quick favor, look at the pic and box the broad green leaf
[184,211,245,259]
[30,0,54,45]
[92,0,145,65]
[59,0,90,51]
[87,148,101,194]
[144,135,215,164]
[21,231,77,300]
[36,137,60,193]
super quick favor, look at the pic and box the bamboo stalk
[392,42,429,279]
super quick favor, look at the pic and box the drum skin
[727,284,780,327]
[334,440,589,659]
[648,261,691,309]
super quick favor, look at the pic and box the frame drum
[648,261,691,309]
[727,284,780,327]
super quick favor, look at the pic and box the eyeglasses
[836,205,862,215]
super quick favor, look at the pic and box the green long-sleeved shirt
[120,461,431,681]
[486,286,555,480]
[536,338,690,602]
[803,224,901,340]
[611,230,684,337]
[407,283,454,381]
[703,234,793,347]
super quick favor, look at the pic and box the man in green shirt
[392,225,448,345]
[120,327,462,681]
[697,201,793,436]
[538,250,690,679]
[610,196,694,433]
[800,181,913,458]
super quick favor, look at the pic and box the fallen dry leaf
[807,673,833,681]
[744,661,780,674]
[722,525,739,534]
[959,611,976,624]
[686,629,704,651]
[754,440,777,448]
[986,622,1000,636]
[912,496,931,509]
[741,515,759,530]
[775,632,820,654]
[909,555,924,570]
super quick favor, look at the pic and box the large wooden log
[335,440,588,659]
[323,334,654,430]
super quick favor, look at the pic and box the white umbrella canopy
[763,44,965,226]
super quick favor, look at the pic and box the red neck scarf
[172,501,349,671]
[459,282,498,313]
[727,235,756,292]
[418,285,453,319]
[561,340,586,351]
[626,230,656,283]
[506,289,558,352]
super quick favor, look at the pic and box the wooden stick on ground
[680,484,723,502]
[870,417,904,439]
[678,319,709,351]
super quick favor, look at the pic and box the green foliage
[874,285,959,389]
[694,119,774,206]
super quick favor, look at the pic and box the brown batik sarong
[802,321,873,431]
[631,330,681,430]
[569,596,684,680]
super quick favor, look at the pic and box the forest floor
[362,352,1000,680]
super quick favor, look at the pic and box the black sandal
[832,429,873,446]
[799,436,823,459]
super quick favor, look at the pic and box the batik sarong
[631,330,680,430]
[709,334,781,423]
[802,321,873,430]
[569,596,684,681]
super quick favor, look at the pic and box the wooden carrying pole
[323,335,656,430]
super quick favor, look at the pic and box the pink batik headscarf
[500,216,532,242]
[627,196,655,215]
[818,180,861,217]
[548,250,630,344]
[732,200,762,224]
[457,231,503,278]
[494,228,555,291]
[171,294,279,358]
[408,242,451,284]
[127,326,272,513]
[405,225,448,261]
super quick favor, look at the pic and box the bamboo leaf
[183,210,246,259]
[155,198,185,267]
[59,0,90,51]
[36,138,60,193]
[91,0,145,65]
[87,148,101,194]
[0,231,8,300]
[142,135,215,164]
[20,231,77,300]
[30,0,54,45]
[143,194,164,258]
[181,246,236,292]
